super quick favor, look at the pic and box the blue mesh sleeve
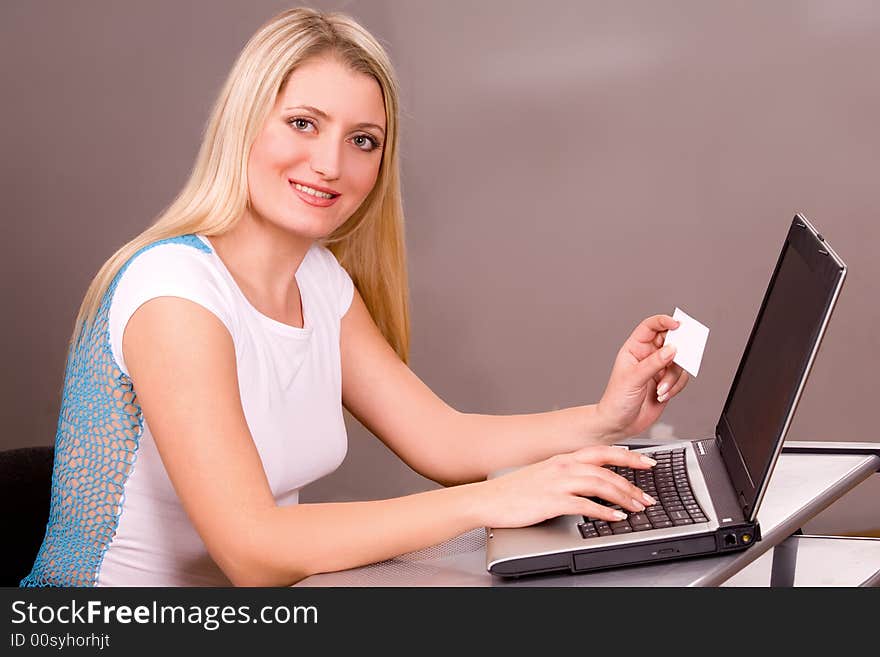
[20,235,211,587]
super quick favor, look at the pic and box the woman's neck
[208,212,313,325]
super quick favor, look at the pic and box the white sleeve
[313,245,355,318]
[108,243,236,376]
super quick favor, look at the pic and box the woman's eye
[289,118,315,132]
[352,134,380,152]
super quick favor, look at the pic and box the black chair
[0,446,54,586]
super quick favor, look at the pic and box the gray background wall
[2,0,877,535]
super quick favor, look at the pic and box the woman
[22,7,688,587]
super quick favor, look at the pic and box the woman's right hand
[477,445,658,528]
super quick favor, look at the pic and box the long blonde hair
[71,7,410,362]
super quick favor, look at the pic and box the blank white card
[663,307,709,377]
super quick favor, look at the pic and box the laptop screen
[717,217,845,518]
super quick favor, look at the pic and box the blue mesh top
[22,234,353,586]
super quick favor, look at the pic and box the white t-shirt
[98,235,353,586]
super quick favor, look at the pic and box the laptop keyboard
[578,448,709,539]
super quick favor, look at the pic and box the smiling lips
[290,180,340,207]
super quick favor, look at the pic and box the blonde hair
[71,7,410,361]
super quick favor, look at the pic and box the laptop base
[489,522,761,578]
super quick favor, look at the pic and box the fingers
[653,367,666,385]
[621,314,676,363]
[563,479,650,522]
[589,465,657,508]
[572,497,633,523]
[653,331,666,349]
[629,314,679,345]
[656,364,679,401]
[657,367,690,403]
[571,444,658,470]
[630,343,677,388]
[524,449,663,525]
[564,462,654,511]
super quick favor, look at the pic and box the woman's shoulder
[301,242,354,318]
[106,234,237,373]
[303,241,336,267]
[301,242,350,280]
[108,233,235,326]
[120,234,215,275]
[110,234,228,294]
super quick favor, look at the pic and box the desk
[296,442,880,587]
[721,535,880,586]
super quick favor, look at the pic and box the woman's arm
[123,297,482,585]
[124,297,653,586]
[341,290,687,486]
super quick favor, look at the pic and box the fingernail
[631,499,646,512]
[643,493,656,505]
[661,345,675,360]
[612,510,627,520]
[657,393,669,403]
[640,455,657,466]
[657,383,669,396]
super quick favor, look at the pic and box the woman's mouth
[290,181,340,207]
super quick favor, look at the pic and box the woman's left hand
[596,314,690,440]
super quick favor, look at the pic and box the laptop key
[578,522,599,539]
[672,518,694,526]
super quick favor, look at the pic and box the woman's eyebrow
[284,104,385,136]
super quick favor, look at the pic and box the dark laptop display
[718,221,847,519]
[486,214,847,577]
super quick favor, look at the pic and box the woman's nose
[309,137,342,180]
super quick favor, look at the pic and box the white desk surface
[722,534,880,586]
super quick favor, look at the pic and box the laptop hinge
[713,431,752,518]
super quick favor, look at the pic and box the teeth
[294,183,334,199]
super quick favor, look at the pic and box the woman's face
[246,55,386,240]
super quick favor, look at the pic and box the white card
[663,307,709,377]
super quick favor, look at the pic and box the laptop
[486,213,847,577]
